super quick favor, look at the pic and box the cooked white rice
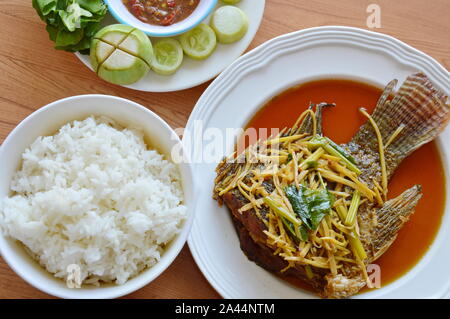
[0,116,186,285]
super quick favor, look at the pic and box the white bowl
[0,95,196,299]
[106,0,218,37]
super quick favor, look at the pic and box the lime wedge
[210,6,248,44]
[151,38,184,75]
[90,39,115,72]
[118,29,153,66]
[179,23,217,60]
[91,25,153,85]
[98,49,149,85]
[94,24,134,46]
[221,0,241,3]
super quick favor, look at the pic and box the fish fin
[379,73,448,156]
[315,102,335,136]
[370,185,422,261]
[293,102,315,135]
[290,102,335,136]
[375,78,397,110]
[353,73,449,170]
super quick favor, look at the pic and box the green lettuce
[32,0,107,53]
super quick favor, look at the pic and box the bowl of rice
[0,95,196,298]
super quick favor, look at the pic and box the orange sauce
[245,79,446,291]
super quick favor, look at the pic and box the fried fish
[213,73,449,298]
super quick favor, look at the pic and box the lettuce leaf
[32,0,107,53]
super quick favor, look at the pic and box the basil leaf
[285,184,334,232]
[285,185,312,230]
[304,188,334,230]
[299,224,309,241]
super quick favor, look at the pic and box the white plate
[184,26,450,299]
[75,1,265,92]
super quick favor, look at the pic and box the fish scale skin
[345,73,448,258]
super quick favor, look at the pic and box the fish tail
[370,185,422,261]
[354,73,449,165]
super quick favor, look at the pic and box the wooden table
[0,0,449,299]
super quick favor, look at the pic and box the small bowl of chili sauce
[106,0,218,37]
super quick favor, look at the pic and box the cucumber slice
[221,0,241,3]
[98,49,149,85]
[179,23,217,60]
[151,38,184,75]
[210,6,248,44]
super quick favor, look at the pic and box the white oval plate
[75,1,265,92]
[184,26,450,299]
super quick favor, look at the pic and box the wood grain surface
[0,0,449,299]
